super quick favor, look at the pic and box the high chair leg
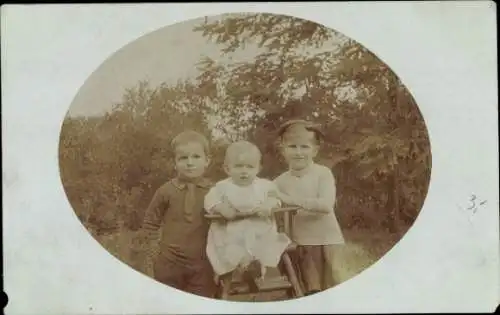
[282,252,304,297]
[220,279,230,300]
[242,269,259,293]
[218,273,233,300]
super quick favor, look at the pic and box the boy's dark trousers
[154,250,216,298]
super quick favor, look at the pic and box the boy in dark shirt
[141,130,216,298]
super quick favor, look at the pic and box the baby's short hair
[277,119,324,144]
[171,130,210,154]
[224,140,261,165]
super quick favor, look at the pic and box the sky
[68,15,264,117]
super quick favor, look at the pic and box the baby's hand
[253,202,273,218]
[220,208,237,220]
[217,197,237,220]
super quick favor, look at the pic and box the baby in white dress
[204,140,291,281]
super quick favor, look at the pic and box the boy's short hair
[277,119,324,144]
[171,130,210,155]
[224,140,261,166]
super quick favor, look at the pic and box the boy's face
[174,142,210,179]
[225,152,260,186]
[281,128,318,171]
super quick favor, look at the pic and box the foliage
[59,13,431,277]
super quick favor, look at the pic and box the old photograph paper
[2,2,498,314]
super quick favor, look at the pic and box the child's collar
[289,163,315,178]
[172,176,212,190]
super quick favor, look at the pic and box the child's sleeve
[298,168,336,214]
[142,185,169,231]
[266,181,282,208]
[272,175,284,195]
[204,185,223,214]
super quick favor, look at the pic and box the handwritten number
[467,194,477,210]
[463,194,487,215]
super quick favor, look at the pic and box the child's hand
[253,200,275,218]
[217,196,237,220]
[254,205,272,218]
[286,241,298,252]
[278,191,298,206]
[219,207,237,220]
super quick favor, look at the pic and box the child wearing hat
[274,119,345,295]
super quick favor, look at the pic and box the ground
[95,227,395,301]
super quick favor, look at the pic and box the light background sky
[69,15,265,117]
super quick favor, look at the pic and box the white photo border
[2,2,498,314]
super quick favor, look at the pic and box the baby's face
[226,153,260,186]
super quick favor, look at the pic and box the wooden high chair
[205,207,304,301]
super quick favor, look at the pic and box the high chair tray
[205,206,300,220]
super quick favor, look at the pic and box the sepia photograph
[58,12,432,302]
[3,2,498,313]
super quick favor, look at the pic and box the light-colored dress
[204,178,291,276]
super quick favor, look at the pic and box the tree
[59,13,432,271]
[191,13,431,236]
[59,80,213,233]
